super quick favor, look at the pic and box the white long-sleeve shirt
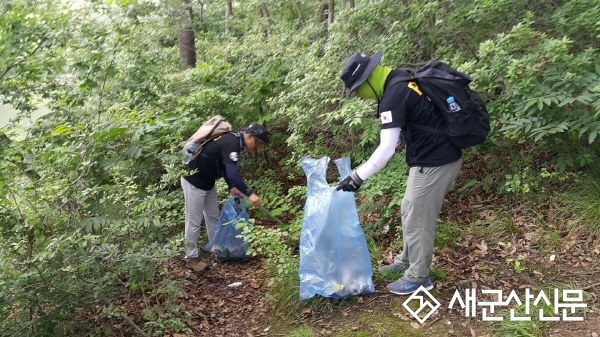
[355,127,401,180]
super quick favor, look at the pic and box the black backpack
[387,61,490,149]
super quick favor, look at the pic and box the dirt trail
[105,151,600,336]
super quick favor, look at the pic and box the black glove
[336,171,363,192]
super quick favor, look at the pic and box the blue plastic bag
[203,196,251,260]
[298,156,376,300]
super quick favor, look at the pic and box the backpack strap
[198,132,239,160]
[206,119,225,139]
[384,68,416,90]
[209,131,237,142]
[411,110,469,135]
[384,69,446,135]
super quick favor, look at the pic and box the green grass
[537,226,561,252]
[376,267,402,283]
[468,212,516,243]
[556,174,600,239]
[375,264,449,283]
[286,324,314,337]
[335,307,426,337]
[489,283,592,337]
[435,219,461,248]
[429,265,450,282]
[265,264,335,323]
[365,234,382,266]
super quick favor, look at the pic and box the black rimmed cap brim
[242,127,269,145]
[344,50,382,98]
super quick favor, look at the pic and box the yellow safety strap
[408,81,422,96]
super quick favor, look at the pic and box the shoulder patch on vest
[381,111,392,124]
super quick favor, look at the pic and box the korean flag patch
[381,110,392,124]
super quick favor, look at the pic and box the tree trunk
[224,0,232,63]
[295,2,305,27]
[328,0,334,28]
[225,0,232,34]
[342,0,356,39]
[318,2,327,24]
[198,1,206,62]
[259,3,271,37]
[177,0,196,69]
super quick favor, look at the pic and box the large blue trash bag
[203,196,251,260]
[298,156,376,300]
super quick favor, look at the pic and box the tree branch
[0,44,42,81]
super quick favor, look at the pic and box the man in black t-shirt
[181,122,269,271]
[336,51,463,295]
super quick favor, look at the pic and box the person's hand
[230,187,243,196]
[248,193,262,208]
[335,171,363,192]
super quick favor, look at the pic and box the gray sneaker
[387,276,433,295]
[378,263,409,274]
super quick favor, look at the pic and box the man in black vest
[181,122,269,271]
[336,51,462,295]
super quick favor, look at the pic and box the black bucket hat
[339,50,383,99]
[242,122,269,145]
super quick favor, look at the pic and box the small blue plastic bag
[298,156,376,300]
[203,196,251,260]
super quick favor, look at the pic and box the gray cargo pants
[393,158,462,283]
[181,177,219,260]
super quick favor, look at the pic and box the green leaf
[589,130,598,144]
[537,99,544,111]
[51,125,72,136]
[558,97,575,107]
[543,97,552,106]
[525,99,537,110]
[576,95,593,105]
[534,131,545,141]
[555,161,566,173]
[79,78,98,89]
[107,127,127,137]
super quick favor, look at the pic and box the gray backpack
[182,116,233,164]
